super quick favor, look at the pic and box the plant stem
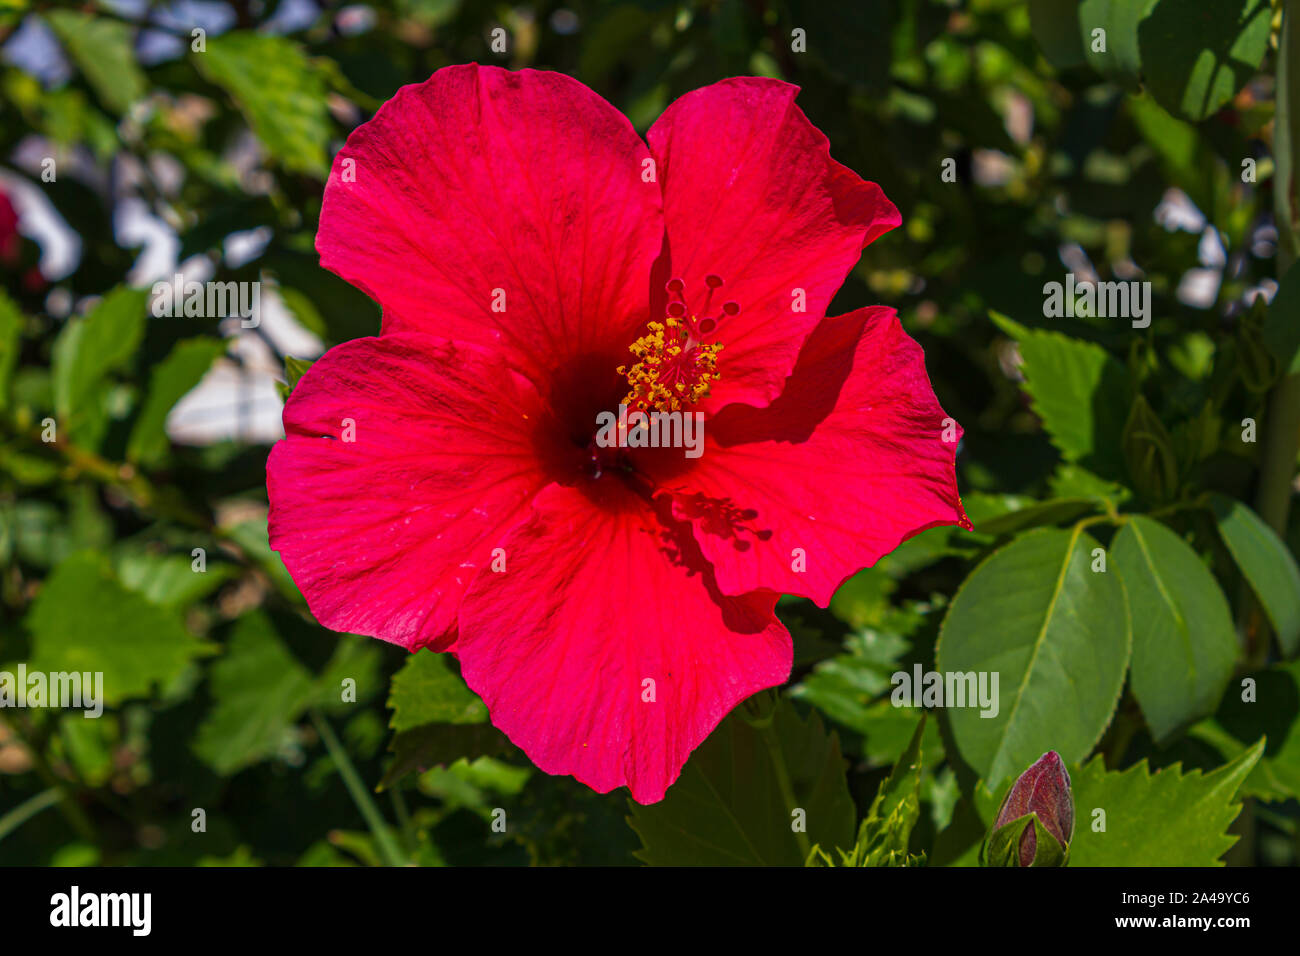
[1101,707,1139,770]
[309,709,408,867]
[0,788,62,843]
[389,786,414,852]
[1256,0,1300,537]
[0,711,97,845]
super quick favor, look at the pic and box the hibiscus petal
[267,332,552,651]
[456,482,792,804]
[646,78,900,410]
[317,64,663,375]
[654,307,967,606]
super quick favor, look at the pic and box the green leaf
[1193,661,1300,802]
[1121,394,1179,503]
[628,698,855,866]
[276,289,328,341]
[127,337,227,466]
[1138,0,1272,122]
[990,310,1130,476]
[387,650,487,732]
[1048,464,1131,507]
[1067,741,1264,865]
[1127,93,1203,187]
[315,636,383,715]
[57,712,114,787]
[192,611,318,775]
[1079,0,1157,87]
[23,552,211,706]
[222,515,303,605]
[377,723,514,791]
[193,32,332,178]
[276,355,316,402]
[931,781,1002,867]
[1029,0,1087,70]
[1262,261,1300,375]
[1209,494,1300,656]
[811,718,926,866]
[1110,515,1237,742]
[968,494,1101,535]
[0,290,22,410]
[790,627,944,768]
[114,548,239,608]
[51,287,148,433]
[378,650,493,788]
[936,527,1131,786]
[45,11,147,114]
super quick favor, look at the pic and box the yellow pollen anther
[618,316,722,413]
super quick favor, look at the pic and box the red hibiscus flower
[267,64,966,803]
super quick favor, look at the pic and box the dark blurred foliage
[1,0,1298,866]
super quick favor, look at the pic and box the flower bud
[985,751,1074,867]
[1122,394,1179,505]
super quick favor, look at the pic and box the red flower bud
[993,751,1074,866]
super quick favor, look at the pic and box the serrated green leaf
[990,311,1130,476]
[193,32,331,177]
[937,527,1131,786]
[808,722,928,867]
[1110,515,1236,742]
[387,650,487,732]
[851,717,926,865]
[1209,494,1300,657]
[51,287,148,434]
[23,551,211,706]
[1067,741,1263,865]
[377,723,514,791]
[127,337,227,466]
[192,611,318,775]
[45,11,147,115]
[628,698,855,866]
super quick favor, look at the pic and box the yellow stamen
[617,316,721,413]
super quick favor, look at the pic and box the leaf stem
[310,709,408,867]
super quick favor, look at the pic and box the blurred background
[1,0,1296,866]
